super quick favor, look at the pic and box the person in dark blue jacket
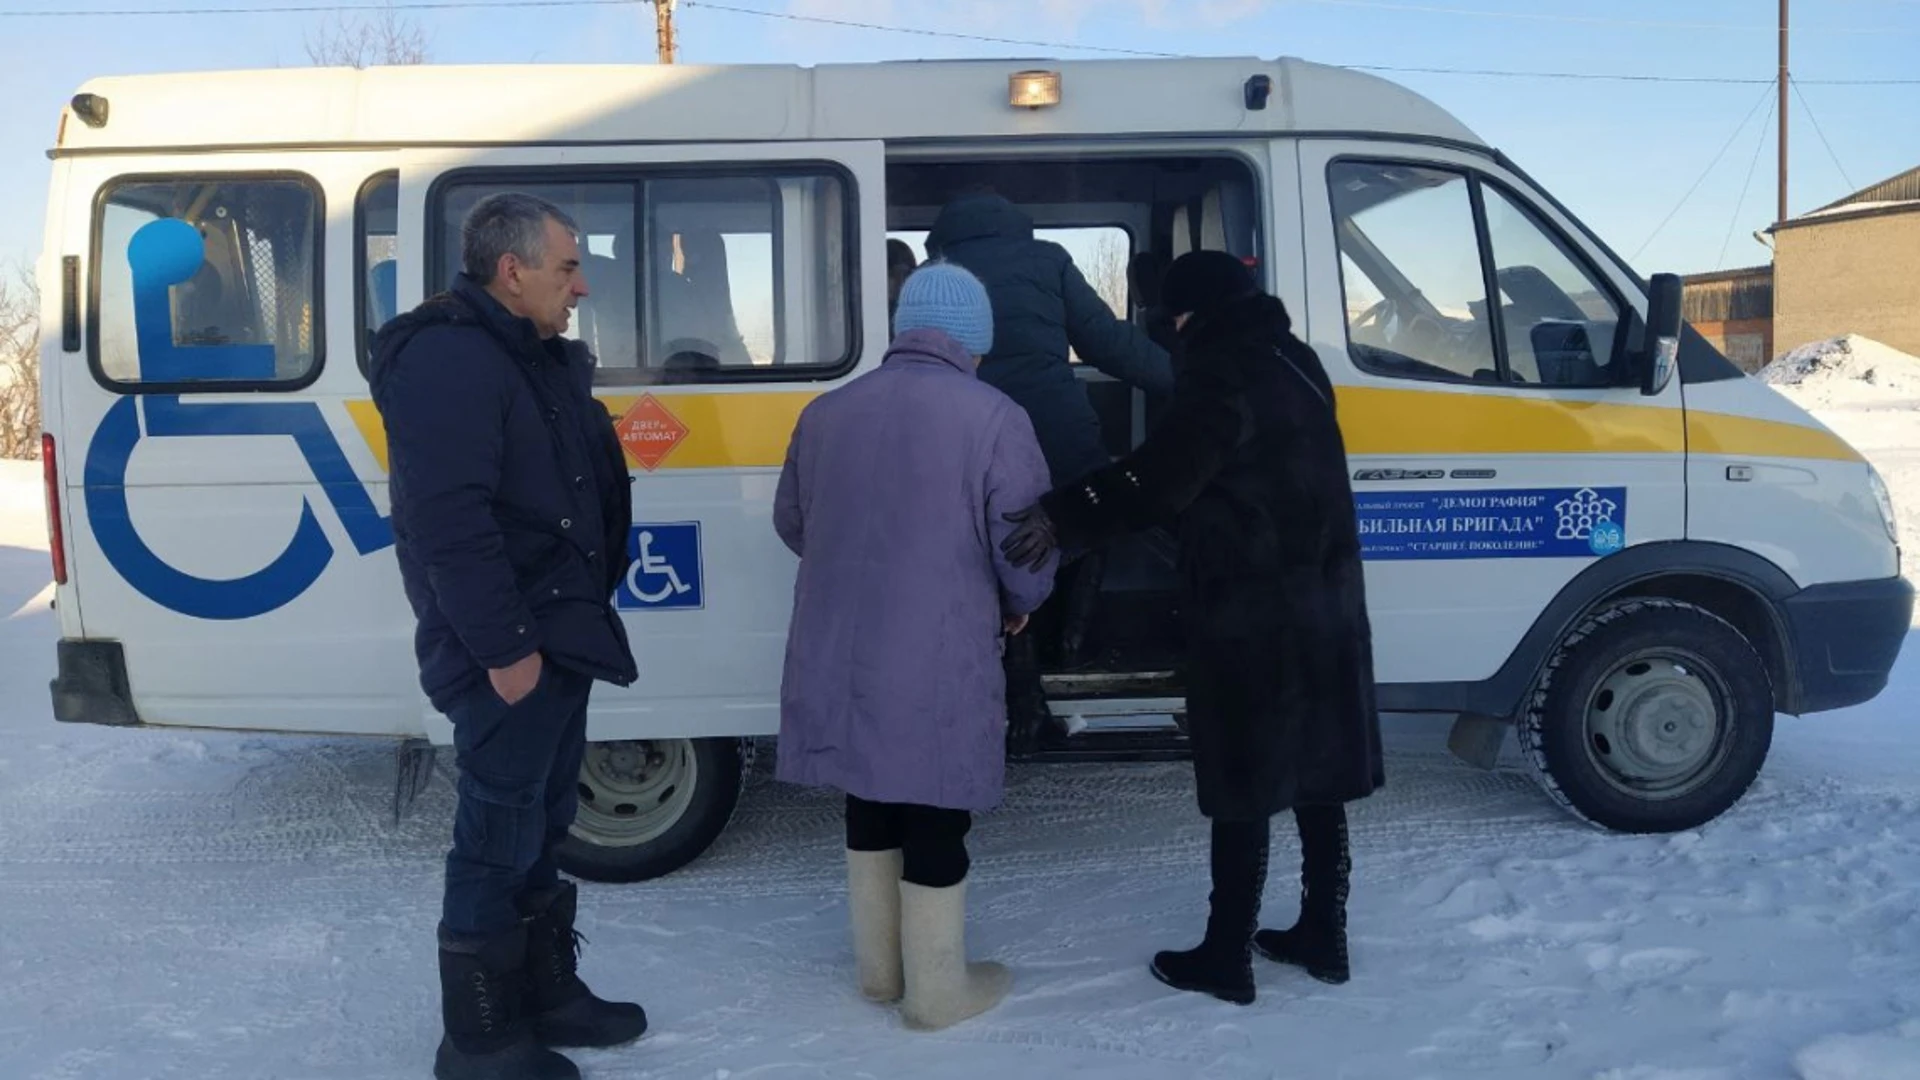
[370,192,644,1080]
[928,192,1176,733]
[926,192,1175,487]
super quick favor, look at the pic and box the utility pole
[654,0,678,64]
[1778,0,1789,224]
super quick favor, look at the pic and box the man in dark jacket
[928,193,1175,710]
[370,192,645,1080]
[1001,251,1386,1007]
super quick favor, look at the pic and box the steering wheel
[1352,297,1449,358]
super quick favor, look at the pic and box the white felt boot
[898,877,1011,1031]
[847,848,904,1003]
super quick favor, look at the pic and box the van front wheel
[1519,599,1775,833]
[555,737,744,883]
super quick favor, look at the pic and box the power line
[1345,63,1907,86]
[1302,0,1919,36]
[686,1,1920,84]
[1719,92,1775,268]
[702,0,1918,39]
[4,0,1920,85]
[1790,77,1860,192]
[0,0,630,13]
[1632,80,1777,263]
[686,1,1178,56]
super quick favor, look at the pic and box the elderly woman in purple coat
[772,262,1058,1031]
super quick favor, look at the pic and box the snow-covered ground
[1,391,1917,1080]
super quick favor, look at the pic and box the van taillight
[43,433,66,586]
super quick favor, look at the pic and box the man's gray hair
[461,192,580,284]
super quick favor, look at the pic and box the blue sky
[2,0,1916,279]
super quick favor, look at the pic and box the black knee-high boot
[1253,803,1351,984]
[1150,818,1270,1005]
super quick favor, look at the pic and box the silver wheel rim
[1582,650,1730,801]
[572,740,699,847]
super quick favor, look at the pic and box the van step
[1041,670,1182,699]
[1018,725,1191,764]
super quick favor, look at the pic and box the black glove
[1001,503,1057,571]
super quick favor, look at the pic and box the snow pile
[0,458,47,551]
[1761,335,1920,409]
[1795,1020,1920,1080]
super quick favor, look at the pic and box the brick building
[1682,265,1774,372]
[1770,165,1920,359]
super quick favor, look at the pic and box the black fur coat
[1042,293,1386,819]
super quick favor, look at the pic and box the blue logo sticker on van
[1587,519,1626,556]
[1357,487,1628,561]
[84,220,394,620]
[616,523,703,610]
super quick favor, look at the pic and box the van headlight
[1868,465,1899,544]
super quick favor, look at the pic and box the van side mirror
[1638,272,1682,397]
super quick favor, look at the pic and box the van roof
[55,57,1485,155]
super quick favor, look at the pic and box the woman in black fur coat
[1002,251,1386,1005]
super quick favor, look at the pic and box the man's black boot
[1150,819,1270,1006]
[435,923,579,1080]
[1253,804,1352,984]
[520,881,649,1049]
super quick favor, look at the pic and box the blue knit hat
[892,261,994,356]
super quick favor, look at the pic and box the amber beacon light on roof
[1008,69,1062,109]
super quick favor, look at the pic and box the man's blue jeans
[441,661,592,939]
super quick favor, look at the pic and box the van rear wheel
[555,736,744,883]
[1518,599,1774,833]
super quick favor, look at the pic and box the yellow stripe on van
[343,392,814,474]
[344,400,389,470]
[341,387,1860,472]
[1685,410,1862,463]
[598,392,811,470]
[1335,388,1686,456]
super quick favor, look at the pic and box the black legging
[845,794,972,888]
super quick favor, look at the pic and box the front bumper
[1781,576,1915,714]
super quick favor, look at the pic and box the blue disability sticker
[1356,487,1627,561]
[616,522,704,610]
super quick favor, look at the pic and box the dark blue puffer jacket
[928,194,1175,485]
[369,275,637,712]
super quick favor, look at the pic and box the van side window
[1329,164,1497,384]
[92,176,323,391]
[1481,183,1622,386]
[358,172,399,376]
[1328,160,1623,389]
[432,168,854,384]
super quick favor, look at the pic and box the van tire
[1518,598,1774,833]
[555,737,745,883]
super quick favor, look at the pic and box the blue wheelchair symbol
[83,218,394,621]
[616,523,703,611]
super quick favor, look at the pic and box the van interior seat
[582,252,638,370]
